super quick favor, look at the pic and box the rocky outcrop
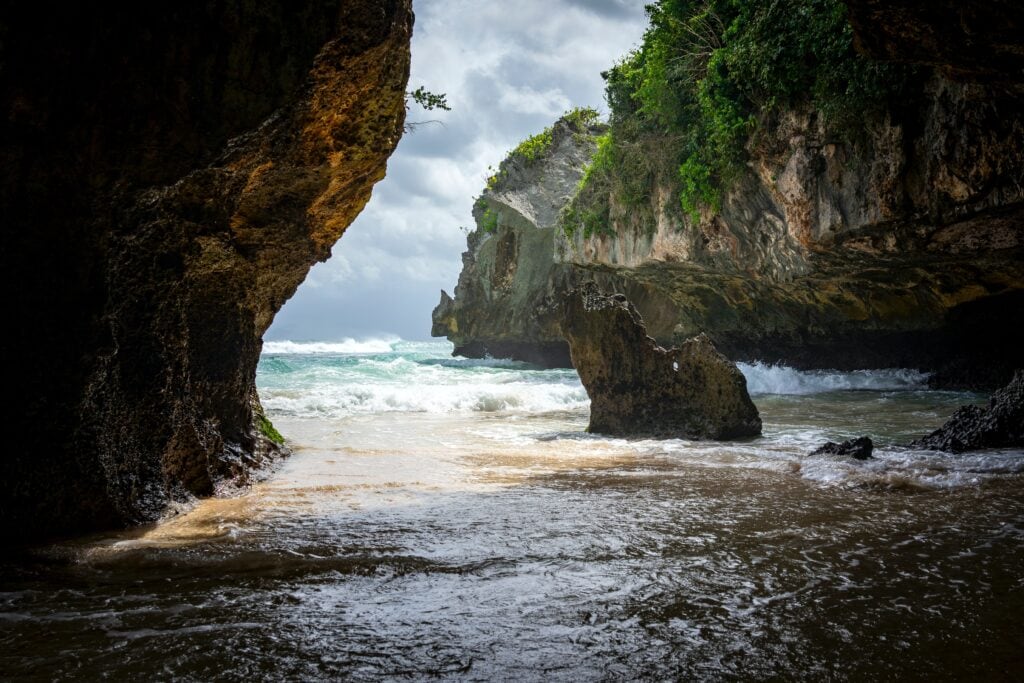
[911,370,1024,453]
[434,6,1024,390]
[554,77,1024,388]
[432,112,605,366]
[1,2,412,542]
[561,285,762,439]
[811,437,874,460]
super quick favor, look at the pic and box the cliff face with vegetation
[433,111,607,366]
[435,0,1024,388]
[1,1,412,542]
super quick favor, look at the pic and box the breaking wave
[738,362,929,395]
[258,340,585,417]
[263,338,399,355]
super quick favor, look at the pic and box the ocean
[2,339,1023,679]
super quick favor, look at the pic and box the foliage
[404,86,451,133]
[568,0,914,226]
[511,106,604,165]
[485,165,504,190]
[512,127,555,164]
[563,106,602,131]
[480,208,499,233]
[474,197,499,233]
[408,86,451,111]
[256,413,284,446]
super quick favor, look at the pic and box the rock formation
[811,437,874,460]
[1,2,412,542]
[431,111,605,367]
[433,2,1024,391]
[911,371,1024,453]
[561,285,762,439]
[845,0,1024,89]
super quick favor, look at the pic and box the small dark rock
[811,436,874,460]
[560,284,762,439]
[910,369,1024,453]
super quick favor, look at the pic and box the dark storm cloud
[564,0,646,20]
[266,0,648,342]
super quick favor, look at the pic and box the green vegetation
[485,164,509,191]
[408,86,451,112]
[511,106,602,164]
[481,207,499,233]
[565,0,914,231]
[476,107,605,238]
[474,197,499,233]
[256,413,285,446]
[405,86,451,132]
[513,128,555,163]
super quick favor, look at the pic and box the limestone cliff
[434,1,1024,389]
[432,112,606,366]
[1,2,412,541]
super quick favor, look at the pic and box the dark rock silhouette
[811,437,874,460]
[561,284,761,439]
[1,1,413,542]
[911,370,1024,453]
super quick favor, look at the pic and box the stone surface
[811,437,875,460]
[561,285,762,439]
[432,113,605,366]
[911,371,1024,453]
[1,1,412,542]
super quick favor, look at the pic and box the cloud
[266,0,648,342]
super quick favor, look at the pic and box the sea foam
[263,338,399,355]
[738,362,929,395]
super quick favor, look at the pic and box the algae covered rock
[561,284,761,439]
[911,370,1024,453]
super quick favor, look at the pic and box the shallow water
[2,342,1023,680]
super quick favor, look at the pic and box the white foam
[738,362,929,395]
[796,447,1024,490]
[263,338,399,355]
[260,381,589,417]
[645,438,1024,491]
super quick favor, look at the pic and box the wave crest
[738,363,929,395]
[263,338,399,355]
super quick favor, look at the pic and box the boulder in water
[811,436,874,460]
[910,370,1024,453]
[561,284,762,439]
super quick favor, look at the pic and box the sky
[265,0,649,342]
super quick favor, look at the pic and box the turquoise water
[2,339,1022,680]
[256,340,1016,490]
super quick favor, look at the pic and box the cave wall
[0,1,412,541]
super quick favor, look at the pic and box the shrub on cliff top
[511,106,603,164]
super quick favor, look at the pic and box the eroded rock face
[845,0,1024,89]
[1,1,412,541]
[561,285,762,439]
[432,114,605,366]
[911,371,1024,453]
